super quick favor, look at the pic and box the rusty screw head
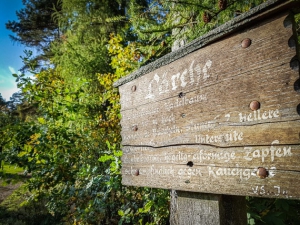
[257,167,268,179]
[132,125,138,131]
[131,85,137,92]
[134,169,139,176]
[241,38,252,48]
[250,100,260,111]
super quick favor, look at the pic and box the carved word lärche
[145,60,212,99]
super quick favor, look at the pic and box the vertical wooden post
[170,191,247,225]
[170,6,247,225]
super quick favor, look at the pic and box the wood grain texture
[170,192,247,225]
[118,11,300,199]
[119,13,297,111]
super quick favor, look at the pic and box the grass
[0,162,26,186]
[0,184,60,225]
[0,162,61,225]
[1,162,24,175]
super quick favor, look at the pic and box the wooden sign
[114,1,300,199]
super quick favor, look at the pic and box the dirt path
[0,182,22,204]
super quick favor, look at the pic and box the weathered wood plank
[122,163,300,199]
[119,13,296,111]
[116,5,300,199]
[121,144,300,199]
[119,12,300,148]
[120,66,298,128]
[121,119,300,147]
[122,144,299,171]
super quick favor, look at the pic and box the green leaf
[106,140,111,149]
[98,154,113,162]
[37,117,46,124]
[124,208,131,215]
[139,201,154,213]
[118,210,124,216]
[144,201,153,212]
[275,199,289,211]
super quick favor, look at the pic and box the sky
[0,0,26,101]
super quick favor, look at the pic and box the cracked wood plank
[117,9,300,199]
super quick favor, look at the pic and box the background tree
[6,0,62,71]
[3,0,300,224]
[6,0,169,224]
[127,0,265,64]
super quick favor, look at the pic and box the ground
[0,182,22,204]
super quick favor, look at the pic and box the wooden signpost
[114,0,300,224]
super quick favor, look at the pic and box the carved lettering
[145,73,160,99]
[146,59,212,99]
[208,166,252,180]
[239,109,280,122]
[186,121,216,132]
[164,94,207,111]
[164,151,188,163]
[195,131,243,144]
[161,113,175,124]
[150,165,175,177]
[251,185,288,197]
[152,125,182,137]
[202,60,212,80]
[171,73,180,90]
[192,150,235,163]
[180,69,188,87]
[159,72,169,95]
[244,140,292,162]
[178,168,202,177]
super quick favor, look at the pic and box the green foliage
[3,1,300,224]
[0,184,62,225]
[1,163,24,174]
[247,197,300,224]
[5,0,61,72]
[127,0,266,64]
[0,88,37,177]
[2,1,169,224]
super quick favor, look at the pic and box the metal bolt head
[257,167,268,179]
[131,85,137,92]
[134,169,139,176]
[250,100,260,111]
[241,38,252,48]
[132,125,138,131]
[181,113,186,118]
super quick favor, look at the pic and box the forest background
[1,0,300,224]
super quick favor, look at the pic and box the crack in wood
[122,142,300,149]
[221,118,300,127]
